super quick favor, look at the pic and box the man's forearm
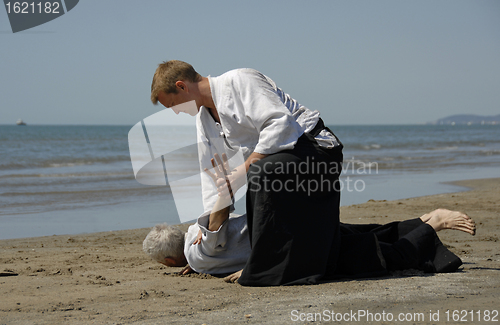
[207,195,232,231]
[245,152,268,172]
[207,152,267,231]
[225,151,268,195]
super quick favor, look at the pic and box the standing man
[151,60,343,286]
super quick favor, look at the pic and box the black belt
[309,118,327,137]
[308,118,343,148]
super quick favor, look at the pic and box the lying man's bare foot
[224,269,242,283]
[420,208,476,235]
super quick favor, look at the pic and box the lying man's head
[143,224,187,267]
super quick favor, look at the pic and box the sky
[1,0,499,126]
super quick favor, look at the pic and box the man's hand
[204,153,234,200]
[203,153,235,231]
[178,265,196,275]
[192,229,202,245]
[224,269,243,283]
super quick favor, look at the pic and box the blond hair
[142,224,185,263]
[150,60,202,104]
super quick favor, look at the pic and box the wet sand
[1,178,499,324]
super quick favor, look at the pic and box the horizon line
[2,122,495,127]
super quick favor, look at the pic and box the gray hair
[142,224,185,263]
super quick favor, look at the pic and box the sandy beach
[1,177,499,324]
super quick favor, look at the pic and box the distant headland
[428,114,499,125]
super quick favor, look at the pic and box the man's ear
[175,80,187,92]
[164,257,176,266]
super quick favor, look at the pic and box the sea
[1,124,499,240]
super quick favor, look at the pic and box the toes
[460,226,475,235]
[451,218,477,235]
[463,219,476,235]
[469,222,477,236]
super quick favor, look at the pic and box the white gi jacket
[184,213,251,274]
[186,69,339,274]
[196,68,339,215]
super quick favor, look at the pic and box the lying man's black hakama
[238,123,461,286]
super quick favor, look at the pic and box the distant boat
[16,119,27,126]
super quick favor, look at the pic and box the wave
[0,151,201,172]
[0,156,131,171]
[48,162,93,168]
[0,171,134,179]
[0,186,170,197]
[429,146,459,151]
[479,149,500,156]
[348,143,383,150]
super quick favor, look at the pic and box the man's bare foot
[224,269,242,283]
[420,208,476,235]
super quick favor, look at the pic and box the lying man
[143,154,250,276]
[143,155,476,282]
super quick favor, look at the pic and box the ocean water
[1,124,499,239]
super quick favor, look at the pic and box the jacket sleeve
[197,212,229,254]
[196,111,234,214]
[231,69,303,155]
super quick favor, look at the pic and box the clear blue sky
[1,0,499,125]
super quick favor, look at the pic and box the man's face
[160,255,187,267]
[157,83,199,116]
[160,259,178,267]
[158,90,190,110]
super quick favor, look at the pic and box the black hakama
[238,122,344,286]
[237,122,461,286]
